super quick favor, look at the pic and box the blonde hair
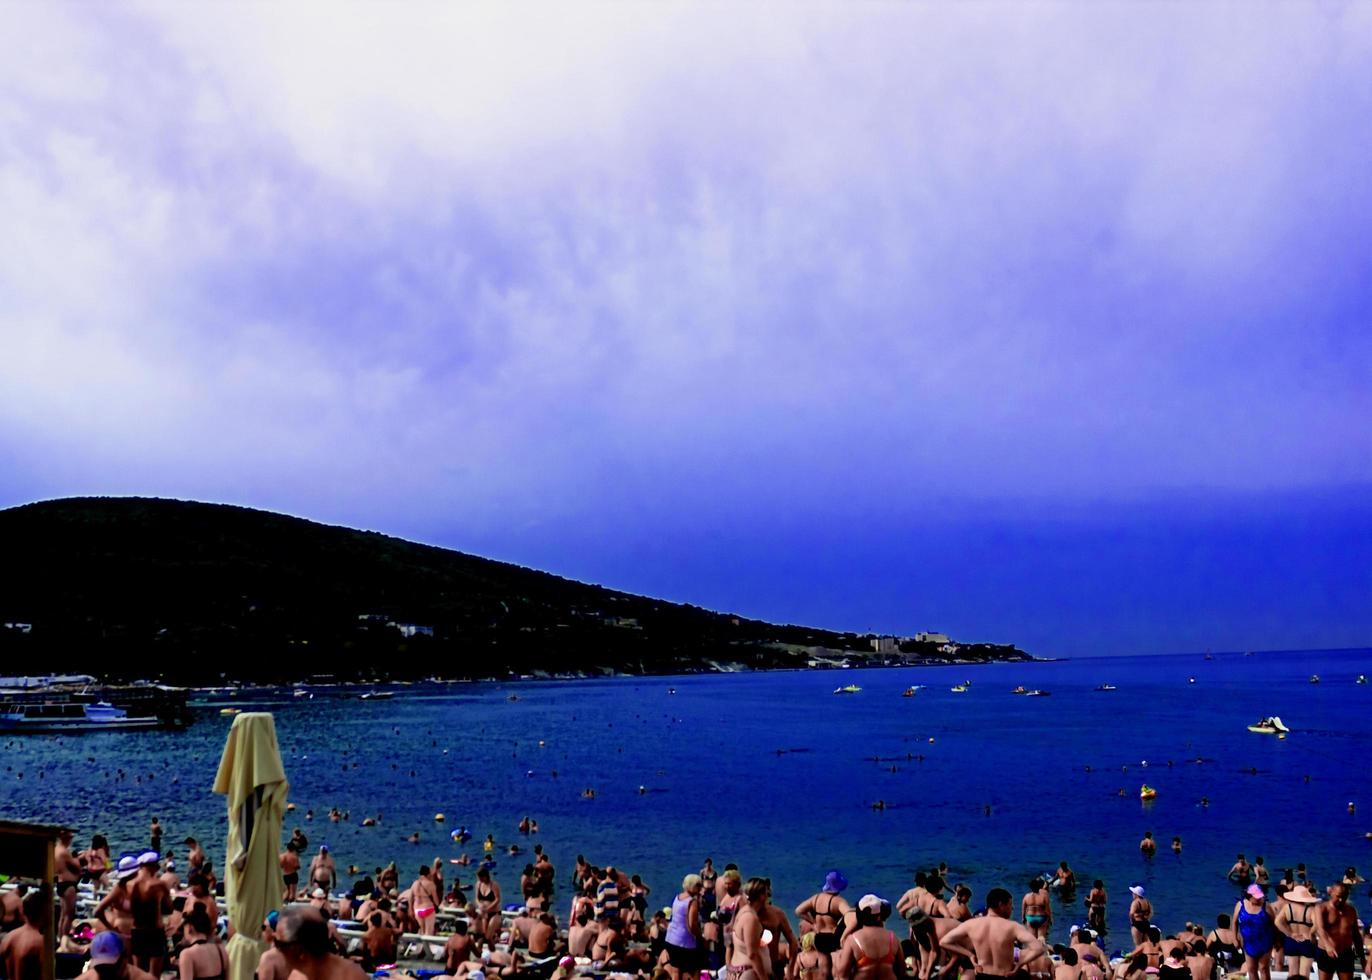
[801,933,816,952]
[682,874,702,891]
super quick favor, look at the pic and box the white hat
[1129,885,1146,898]
[858,893,884,913]
[312,887,327,899]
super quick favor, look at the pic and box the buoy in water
[435,813,445,822]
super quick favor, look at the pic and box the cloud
[2,2,1370,543]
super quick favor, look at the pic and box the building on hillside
[871,635,899,654]
[915,631,950,644]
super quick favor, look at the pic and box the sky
[1,3,1369,657]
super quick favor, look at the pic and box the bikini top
[816,895,843,922]
[854,931,896,969]
[1286,903,1313,928]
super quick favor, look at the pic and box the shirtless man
[1139,834,1156,857]
[310,846,337,895]
[1228,856,1253,886]
[257,938,292,980]
[184,838,206,876]
[1021,880,1052,940]
[946,886,973,922]
[274,906,368,980]
[55,829,83,938]
[129,850,172,977]
[797,872,852,959]
[1056,863,1076,894]
[730,878,774,980]
[186,874,219,926]
[528,912,558,957]
[444,920,480,974]
[0,889,49,980]
[760,887,800,980]
[281,842,302,902]
[159,859,180,894]
[1313,883,1360,980]
[939,888,1047,980]
[360,912,400,970]
[1,883,27,933]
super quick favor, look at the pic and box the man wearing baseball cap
[75,931,156,980]
[940,887,1048,980]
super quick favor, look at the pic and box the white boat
[359,691,393,700]
[950,684,969,693]
[0,700,162,732]
[833,684,862,695]
[1025,689,1051,697]
[1094,684,1118,692]
[1247,716,1291,734]
[1358,675,1368,685]
[1309,674,1321,684]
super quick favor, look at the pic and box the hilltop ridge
[0,497,1032,683]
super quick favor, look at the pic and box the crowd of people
[2,824,1368,980]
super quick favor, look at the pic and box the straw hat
[1285,884,1319,903]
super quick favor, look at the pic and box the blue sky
[1,4,1369,656]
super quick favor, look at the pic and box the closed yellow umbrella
[212,712,289,980]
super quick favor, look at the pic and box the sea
[3,647,1369,952]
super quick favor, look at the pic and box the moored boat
[0,680,190,733]
[901,686,920,697]
[1094,684,1118,691]
[950,684,969,693]
[1309,674,1321,684]
[833,684,862,695]
[1247,716,1290,734]
[1012,685,1027,694]
[359,691,393,700]
[1025,689,1051,697]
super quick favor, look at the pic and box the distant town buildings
[871,635,899,654]
[915,631,950,644]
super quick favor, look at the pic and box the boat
[359,691,393,700]
[219,708,242,716]
[1094,684,1118,692]
[1139,784,1157,800]
[1025,689,1051,697]
[293,689,313,699]
[0,680,191,733]
[950,684,969,693]
[1309,674,1321,684]
[1188,677,1196,684]
[1012,686,1027,695]
[1358,675,1367,685]
[901,686,920,697]
[1247,716,1291,735]
[833,684,862,695]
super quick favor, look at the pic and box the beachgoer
[528,912,558,957]
[946,885,973,922]
[177,907,228,980]
[797,871,853,959]
[444,919,480,974]
[81,834,112,888]
[0,882,25,934]
[73,931,156,980]
[1139,834,1156,857]
[1233,885,1276,980]
[731,878,777,980]
[1071,927,1107,980]
[792,931,831,980]
[1126,927,1162,970]
[1022,879,1052,940]
[310,846,336,894]
[1313,882,1359,980]
[1056,862,1077,893]
[568,910,599,958]
[896,873,929,925]
[281,842,301,902]
[759,884,800,980]
[129,850,171,977]
[475,867,503,941]
[55,829,83,938]
[159,857,179,894]
[1158,946,1190,980]
[1273,882,1320,980]
[1254,857,1269,886]
[1228,856,1253,887]
[185,838,206,876]
[1185,938,1214,980]
[1206,913,1241,975]
[0,889,49,980]
[590,914,627,970]
[409,864,440,936]
[665,874,705,980]
[1085,881,1107,933]
[1128,885,1153,947]
[95,858,139,940]
[273,906,367,980]
[360,912,399,971]
[836,895,906,980]
[149,819,162,854]
[1172,838,1182,855]
[938,887,1047,980]
[1056,947,1083,980]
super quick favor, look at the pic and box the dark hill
[0,497,1029,683]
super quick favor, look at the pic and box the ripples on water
[3,648,1369,949]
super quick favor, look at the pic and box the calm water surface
[3,648,1369,951]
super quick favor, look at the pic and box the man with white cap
[939,888,1047,980]
[74,931,156,980]
[94,856,140,941]
[129,850,171,978]
[1127,886,1152,947]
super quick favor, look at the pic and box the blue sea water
[3,648,1370,949]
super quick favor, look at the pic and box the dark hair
[986,888,1012,909]
[1148,927,1161,943]
[1028,879,1043,892]
[477,868,490,880]
[369,913,382,927]
[187,907,214,936]
[455,920,468,935]
[1093,880,1104,888]
[1130,954,1148,972]
[1076,928,1093,943]
[914,871,927,886]
[1191,940,1206,955]
[378,899,392,912]
[91,835,109,850]
[1062,949,1078,966]
[1216,914,1230,928]
[21,889,48,925]
[172,896,187,912]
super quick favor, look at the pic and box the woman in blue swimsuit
[1232,885,1276,980]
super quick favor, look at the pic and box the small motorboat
[950,684,969,693]
[1188,677,1197,684]
[1139,784,1157,800]
[1094,684,1118,692]
[1309,674,1321,684]
[833,684,862,695]
[901,687,920,697]
[1358,675,1368,685]
[359,691,393,700]
[1025,689,1051,697]
[1012,685,1027,695]
[1247,716,1291,734]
